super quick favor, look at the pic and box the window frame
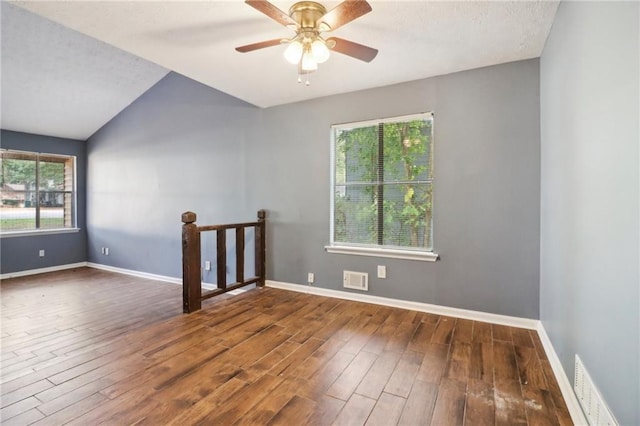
[0,149,79,238]
[326,113,438,262]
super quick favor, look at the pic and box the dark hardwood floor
[1,267,572,425]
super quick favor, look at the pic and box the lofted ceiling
[1,2,169,141]
[2,0,559,141]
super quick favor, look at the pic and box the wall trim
[86,263,247,293]
[87,262,181,285]
[0,262,88,280]
[267,280,538,329]
[536,322,588,425]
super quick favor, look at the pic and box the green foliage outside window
[333,114,434,250]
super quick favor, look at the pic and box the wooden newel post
[255,209,266,287]
[182,211,201,313]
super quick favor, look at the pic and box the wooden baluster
[255,210,266,287]
[181,211,201,313]
[236,227,245,284]
[217,230,227,290]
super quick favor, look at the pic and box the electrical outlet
[105,248,109,256]
[377,265,386,279]
[101,247,105,255]
[204,261,211,271]
[307,273,314,284]
[39,249,45,257]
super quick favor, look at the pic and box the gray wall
[540,2,639,425]
[250,59,541,318]
[0,130,87,273]
[88,60,541,319]
[86,73,260,280]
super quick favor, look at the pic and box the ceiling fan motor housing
[289,1,327,29]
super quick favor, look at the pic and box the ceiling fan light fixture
[311,39,330,63]
[283,40,304,64]
[238,0,377,83]
[301,50,318,72]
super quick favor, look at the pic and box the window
[328,113,437,261]
[1,150,77,234]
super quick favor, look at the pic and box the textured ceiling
[2,1,559,140]
[1,2,169,140]
[10,0,559,111]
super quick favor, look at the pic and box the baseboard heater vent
[343,271,368,291]
[574,355,617,425]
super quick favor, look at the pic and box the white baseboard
[86,263,248,294]
[266,280,539,329]
[266,279,586,425]
[537,322,588,425]
[87,262,181,285]
[0,262,88,280]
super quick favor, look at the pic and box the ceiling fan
[235,0,378,84]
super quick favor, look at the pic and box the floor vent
[343,271,368,291]
[574,355,617,425]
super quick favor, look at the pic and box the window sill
[325,245,439,262]
[0,228,81,239]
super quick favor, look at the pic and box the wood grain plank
[494,378,527,426]
[452,319,474,343]
[268,395,316,425]
[431,317,457,345]
[472,322,493,343]
[331,393,376,426]
[430,378,466,426]
[397,379,438,426]
[469,342,494,383]
[492,324,513,342]
[308,395,345,426]
[493,340,519,381]
[355,350,401,400]
[384,350,423,398]
[364,392,406,426]
[326,351,377,401]
[464,378,494,426]
[445,342,471,381]
[416,343,449,384]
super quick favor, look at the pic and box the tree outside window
[332,113,434,251]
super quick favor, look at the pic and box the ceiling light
[311,39,330,63]
[301,50,318,72]
[283,40,303,64]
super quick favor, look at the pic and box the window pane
[335,125,378,184]
[38,160,65,190]
[382,182,433,250]
[40,205,65,229]
[0,200,36,231]
[383,119,432,183]
[334,184,378,245]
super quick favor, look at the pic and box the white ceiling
[2,0,559,140]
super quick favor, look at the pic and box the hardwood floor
[1,267,572,425]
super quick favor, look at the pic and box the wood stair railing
[181,210,266,313]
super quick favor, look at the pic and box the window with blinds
[331,113,434,252]
[0,150,76,233]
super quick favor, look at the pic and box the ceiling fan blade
[245,0,297,27]
[318,0,372,32]
[327,37,378,62]
[235,38,283,53]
